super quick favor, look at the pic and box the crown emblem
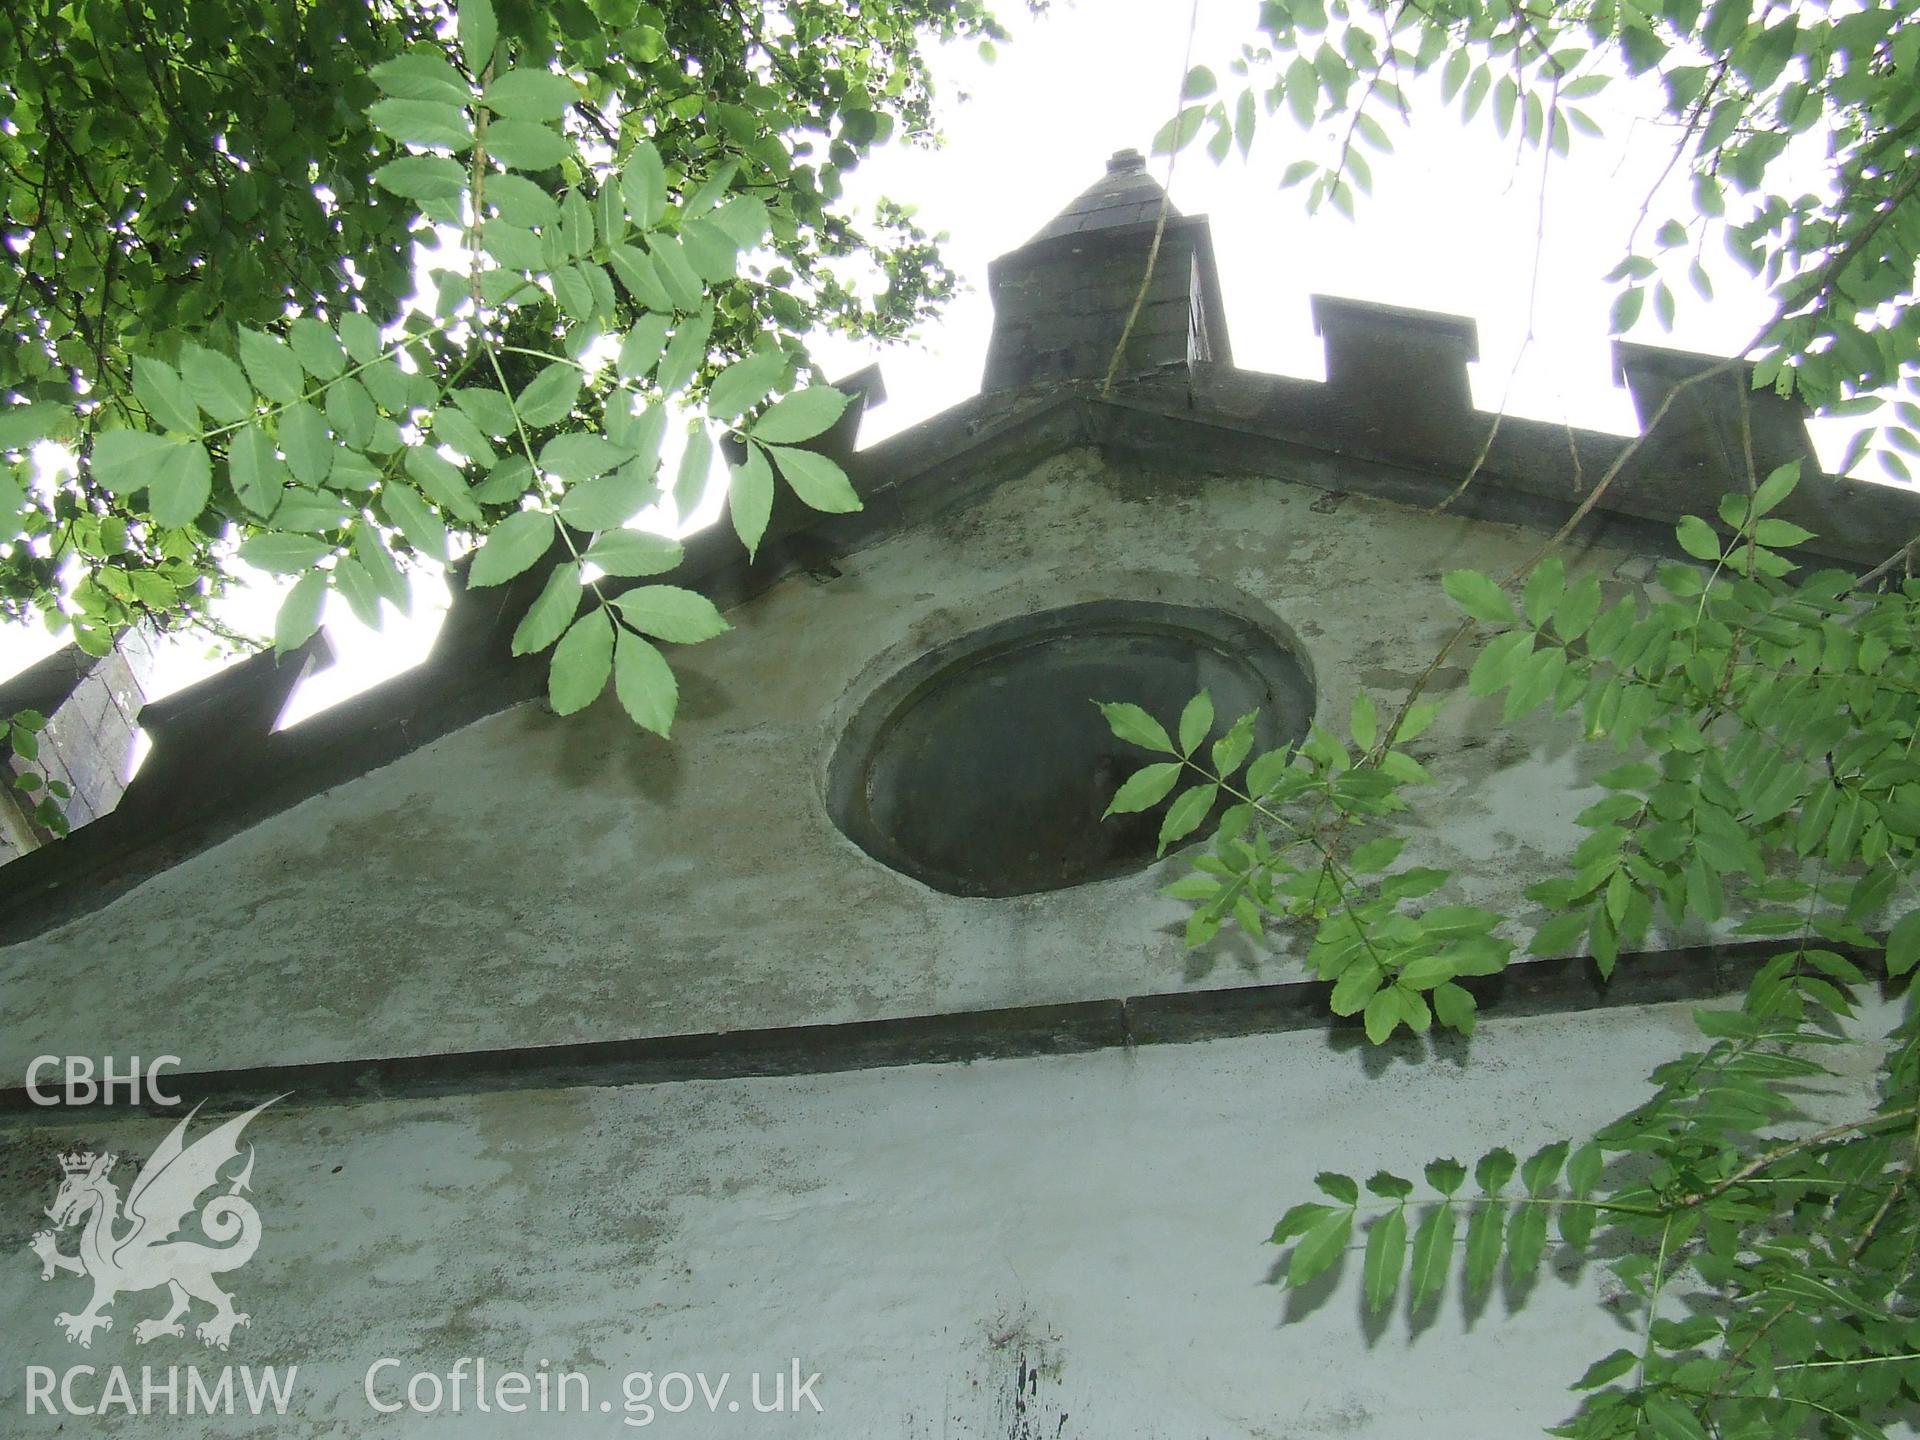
[59,1151,109,1176]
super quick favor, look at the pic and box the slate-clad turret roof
[1027,148,1179,244]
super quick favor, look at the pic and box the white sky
[0,0,1886,719]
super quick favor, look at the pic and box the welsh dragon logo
[26,1097,279,1349]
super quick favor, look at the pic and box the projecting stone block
[116,633,332,821]
[1612,341,1818,488]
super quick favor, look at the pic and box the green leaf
[620,141,668,228]
[227,423,286,516]
[1463,1200,1504,1296]
[132,357,201,434]
[1210,712,1256,777]
[446,392,513,444]
[1442,569,1517,623]
[327,379,378,450]
[1522,555,1564,627]
[616,315,674,381]
[1286,1209,1352,1288]
[272,486,351,532]
[274,570,327,653]
[559,466,653,533]
[239,532,330,575]
[1363,988,1401,1044]
[706,349,790,421]
[468,509,555,587]
[481,68,577,121]
[1424,1159,1467,1196]
[1520,1141,1568,1196]
[766,445,860,512]
[540,433,629,486]
[338,313,383,365]
[381,484,450,562]
[1178,690,1214,755]
[278,403,333,486]
[1330,959,1384,1017]
[404,446,481,523]
[511,560,583,655]
[612,585,728,644]
[1886,909,1920,977]
[1100,702,1174,754]
[728,443,776,559]
[1752,518,1814,548]
[1408,1204,1455,1312]
[484,221,545,271]
[486,119,570,170]
[332,556,382,627]
[487,173,557,229]
[548,610,614,715]
[368,98,473,152]
[1475,1148,1516,1193]
[680,217,740,283]
[1350,691,1377,750]
[1158,783,1218,852]
[672,426,713,518]
[1270,1201,1337,1245]
[1366,1171,1414,1200]
[606,402,667,469]
[1675,514,1722,561]
[1432,981,1477,1035]
[656,308,715,395]
[711,195,770,250]
[1151,104,1207,154]
[1349,835,1405,873]
[609,242,673,310]
[458,0,497,73]
[374,155,469,204]
[648,235,707,310]
[1643,1394,1708,1440]
[1468,629,1533,696]
[0,401,71,451]
[1751,459,1800,515]
[89,430,173,493]
[427,407,493,469]
[1610,286,1644,335]
[371,50,472,105]
[551,263,596,321]
[1362,1206,1407,1315]
[584,529,681,577]
[748,385,856,449]
[238,328,305,405]
[289,318,347,380]
[1104,762,1182,817]
[743,380,847,439]
[356,530,411,611]
[614,630,678,736]
[516,363,583,427]
[1572,1349,1638,1390]
[151,439,212,526]
[1505,1201,1549,1277]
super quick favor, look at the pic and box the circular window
[827,601,1314,897]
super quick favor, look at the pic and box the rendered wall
[0,996,1899,1438]
[0,446,1665,1077]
